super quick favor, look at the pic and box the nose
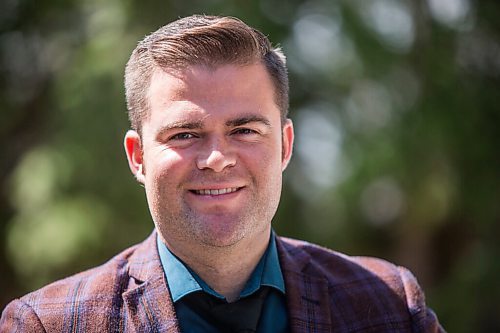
[196,138,236,172]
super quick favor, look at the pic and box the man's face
[124,63,294,250]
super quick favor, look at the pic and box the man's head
[125,15,289,135]
[123,15,294,253]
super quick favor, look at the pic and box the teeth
[195,188,239,195]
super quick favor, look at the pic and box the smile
[191,187,240,196]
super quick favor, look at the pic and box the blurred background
[1,0,499,331]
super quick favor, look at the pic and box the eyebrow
[157,114,272,136]
[226,115,271,127]
[157,120,204,136]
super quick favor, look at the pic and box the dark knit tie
[182,287,270,333]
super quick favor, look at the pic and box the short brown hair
[124,15,289,133]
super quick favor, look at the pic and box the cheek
[144,154,188,216]
[144,150,190,188]
[243,145,282,179]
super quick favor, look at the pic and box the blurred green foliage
[1,0,499,332]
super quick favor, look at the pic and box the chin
[196,228,246,248]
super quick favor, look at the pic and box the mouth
[190,187,241,196]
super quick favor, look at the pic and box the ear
[124,130,145,184]
[281,119,294,171]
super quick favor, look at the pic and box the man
[1,15,445,332]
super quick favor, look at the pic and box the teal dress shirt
[157,233,289,332]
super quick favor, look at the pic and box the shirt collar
[157,232,285,303]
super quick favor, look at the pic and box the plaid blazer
[0,231,444,332]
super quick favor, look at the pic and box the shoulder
[22,239,140,303]
[0,232,157,332]
[277,236,401,279]
[278,237,412,308]
[277,236,444,332]
[277,236,417,297]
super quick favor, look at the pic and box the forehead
[145,64,279,124]
[150,63,273,97]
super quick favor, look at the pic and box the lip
[186,185,246,203]
[188,186,244,196]
[190,187,240,196]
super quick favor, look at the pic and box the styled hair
[124,15,288,133]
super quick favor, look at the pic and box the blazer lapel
[121,232,334,332]
[277,237,333,333]
[122,232,180,333]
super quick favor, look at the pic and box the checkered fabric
[0,231,445,332]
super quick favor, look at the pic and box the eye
[233,128,258,135]
[170,132,196,140]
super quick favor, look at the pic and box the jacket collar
[157,232,285,303]
[276,236,333,333]
[120,231,333,333]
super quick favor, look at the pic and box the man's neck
[162,227,271,303]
